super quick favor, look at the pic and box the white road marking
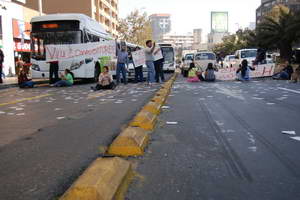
[57,117,65,120]
[267,103,275,105]
[290,136,300,141]
[282,131,296,135]
[278,87,300,94]
[162,106,170,109]
[17,113,25,116]
[166,122,178,125]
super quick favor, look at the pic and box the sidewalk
[0,77,48,89]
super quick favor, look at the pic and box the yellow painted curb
[107,127,149,156]
[60,157,131,200]
[151,96,166,105]
[143,101,162,115]
[130,110,157,131]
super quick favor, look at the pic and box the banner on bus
[215,64,275,81]
[45,41,116,62]
[132,49,146,67]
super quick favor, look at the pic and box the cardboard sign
[154,48,163,61]
[46,41,116,61]
[132,49,146,67]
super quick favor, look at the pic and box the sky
[119,0,261,40]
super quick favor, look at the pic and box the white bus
[158,43,176,72]
[30,13,113,79]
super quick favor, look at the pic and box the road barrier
[60,157,131,200]
[107,127,149,157]
[59,73,178,200]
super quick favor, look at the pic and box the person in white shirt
[144,40,156,85]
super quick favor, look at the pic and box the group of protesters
[184,59,258,82]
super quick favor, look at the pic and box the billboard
[211,12,228,33]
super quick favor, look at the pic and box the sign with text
[215,64,275,81]
[46,41,116,62]
[154,48,163,61]
[132,49,146,67]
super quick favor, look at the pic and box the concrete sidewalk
[0,77,48,89]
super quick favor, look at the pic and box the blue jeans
[146,61,155,83]
[116,63,127,84]
[19,81,35,88]
[54,80,72,87]
[135,66,144,82]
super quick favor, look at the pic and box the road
[0,81,166,200]
[126,77,300,200]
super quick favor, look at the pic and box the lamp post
[38,0,43,16]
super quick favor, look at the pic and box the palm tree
[256,7,300,61]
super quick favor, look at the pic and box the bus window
[161,47,174,64]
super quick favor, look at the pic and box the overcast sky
[119,0,261,38]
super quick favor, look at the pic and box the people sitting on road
[91,66,116,91]
[236,59,255,81]
[187,63,200,82]
[18,68,35,88]
[53,69,74,87]
[273,60,294,80]
[204,63,218,82]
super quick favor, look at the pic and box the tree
[256,6,300,61]
[117,10,153,46]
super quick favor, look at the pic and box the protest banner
[154,48,163,61]
[45,41,116,62]
[132,49,146,67]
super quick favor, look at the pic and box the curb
[60,157,131,200]
[143,101,162,115]
[107,127,150,157]
[130,110,158,131]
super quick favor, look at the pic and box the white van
[194,52,217,71]
[234,49,257,67]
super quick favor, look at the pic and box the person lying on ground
[187,63,200,82]
[91,66,116,91]
[18,68,35,88]
[236,59,255,81]
[273,60,294,80]
[204,63,218,82]
[53,69,74,87]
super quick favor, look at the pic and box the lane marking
[278,87,300,94]
[0,94,52,107]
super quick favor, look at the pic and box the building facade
[0,0,40,76]
[21,0,119,37]
[192,28,202,49]
[162,33,194,50]
[256,0,300,24]
[149,14,171,42]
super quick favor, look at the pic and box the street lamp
[38,0,43,16]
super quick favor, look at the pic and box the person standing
[154,47,165,83]
[0,48,4,83]
[49,60,59,84]
[116,41,128,85]
[144,40,156,85]
[134,46,144,83]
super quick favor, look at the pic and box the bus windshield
[31,31,82,60]
[195,53,216,60]
[185,54,194,61]
[161,47,175,64]
[241,50,257,58]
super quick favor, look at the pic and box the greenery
[256,5,300,61]
[117,9,153,47]
[213,5,300,61]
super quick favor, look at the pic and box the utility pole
[38,0,43,16]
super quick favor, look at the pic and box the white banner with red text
[45,41,116,62]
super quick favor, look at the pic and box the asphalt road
[0,80,168,200]
[126,77,300,200]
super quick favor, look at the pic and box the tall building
[149,14,171,42]
[20,0,119,37]
[208,11,229,49]
[256,0,300,24]
[193,28,202,49]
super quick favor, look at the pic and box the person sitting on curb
[53,69,74,87]
[187,63,200,82]
[91,66,116,91]
[18,68,35,88]
[273,60,294,80]
[236,59,255,81]
[204,63,218,82]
